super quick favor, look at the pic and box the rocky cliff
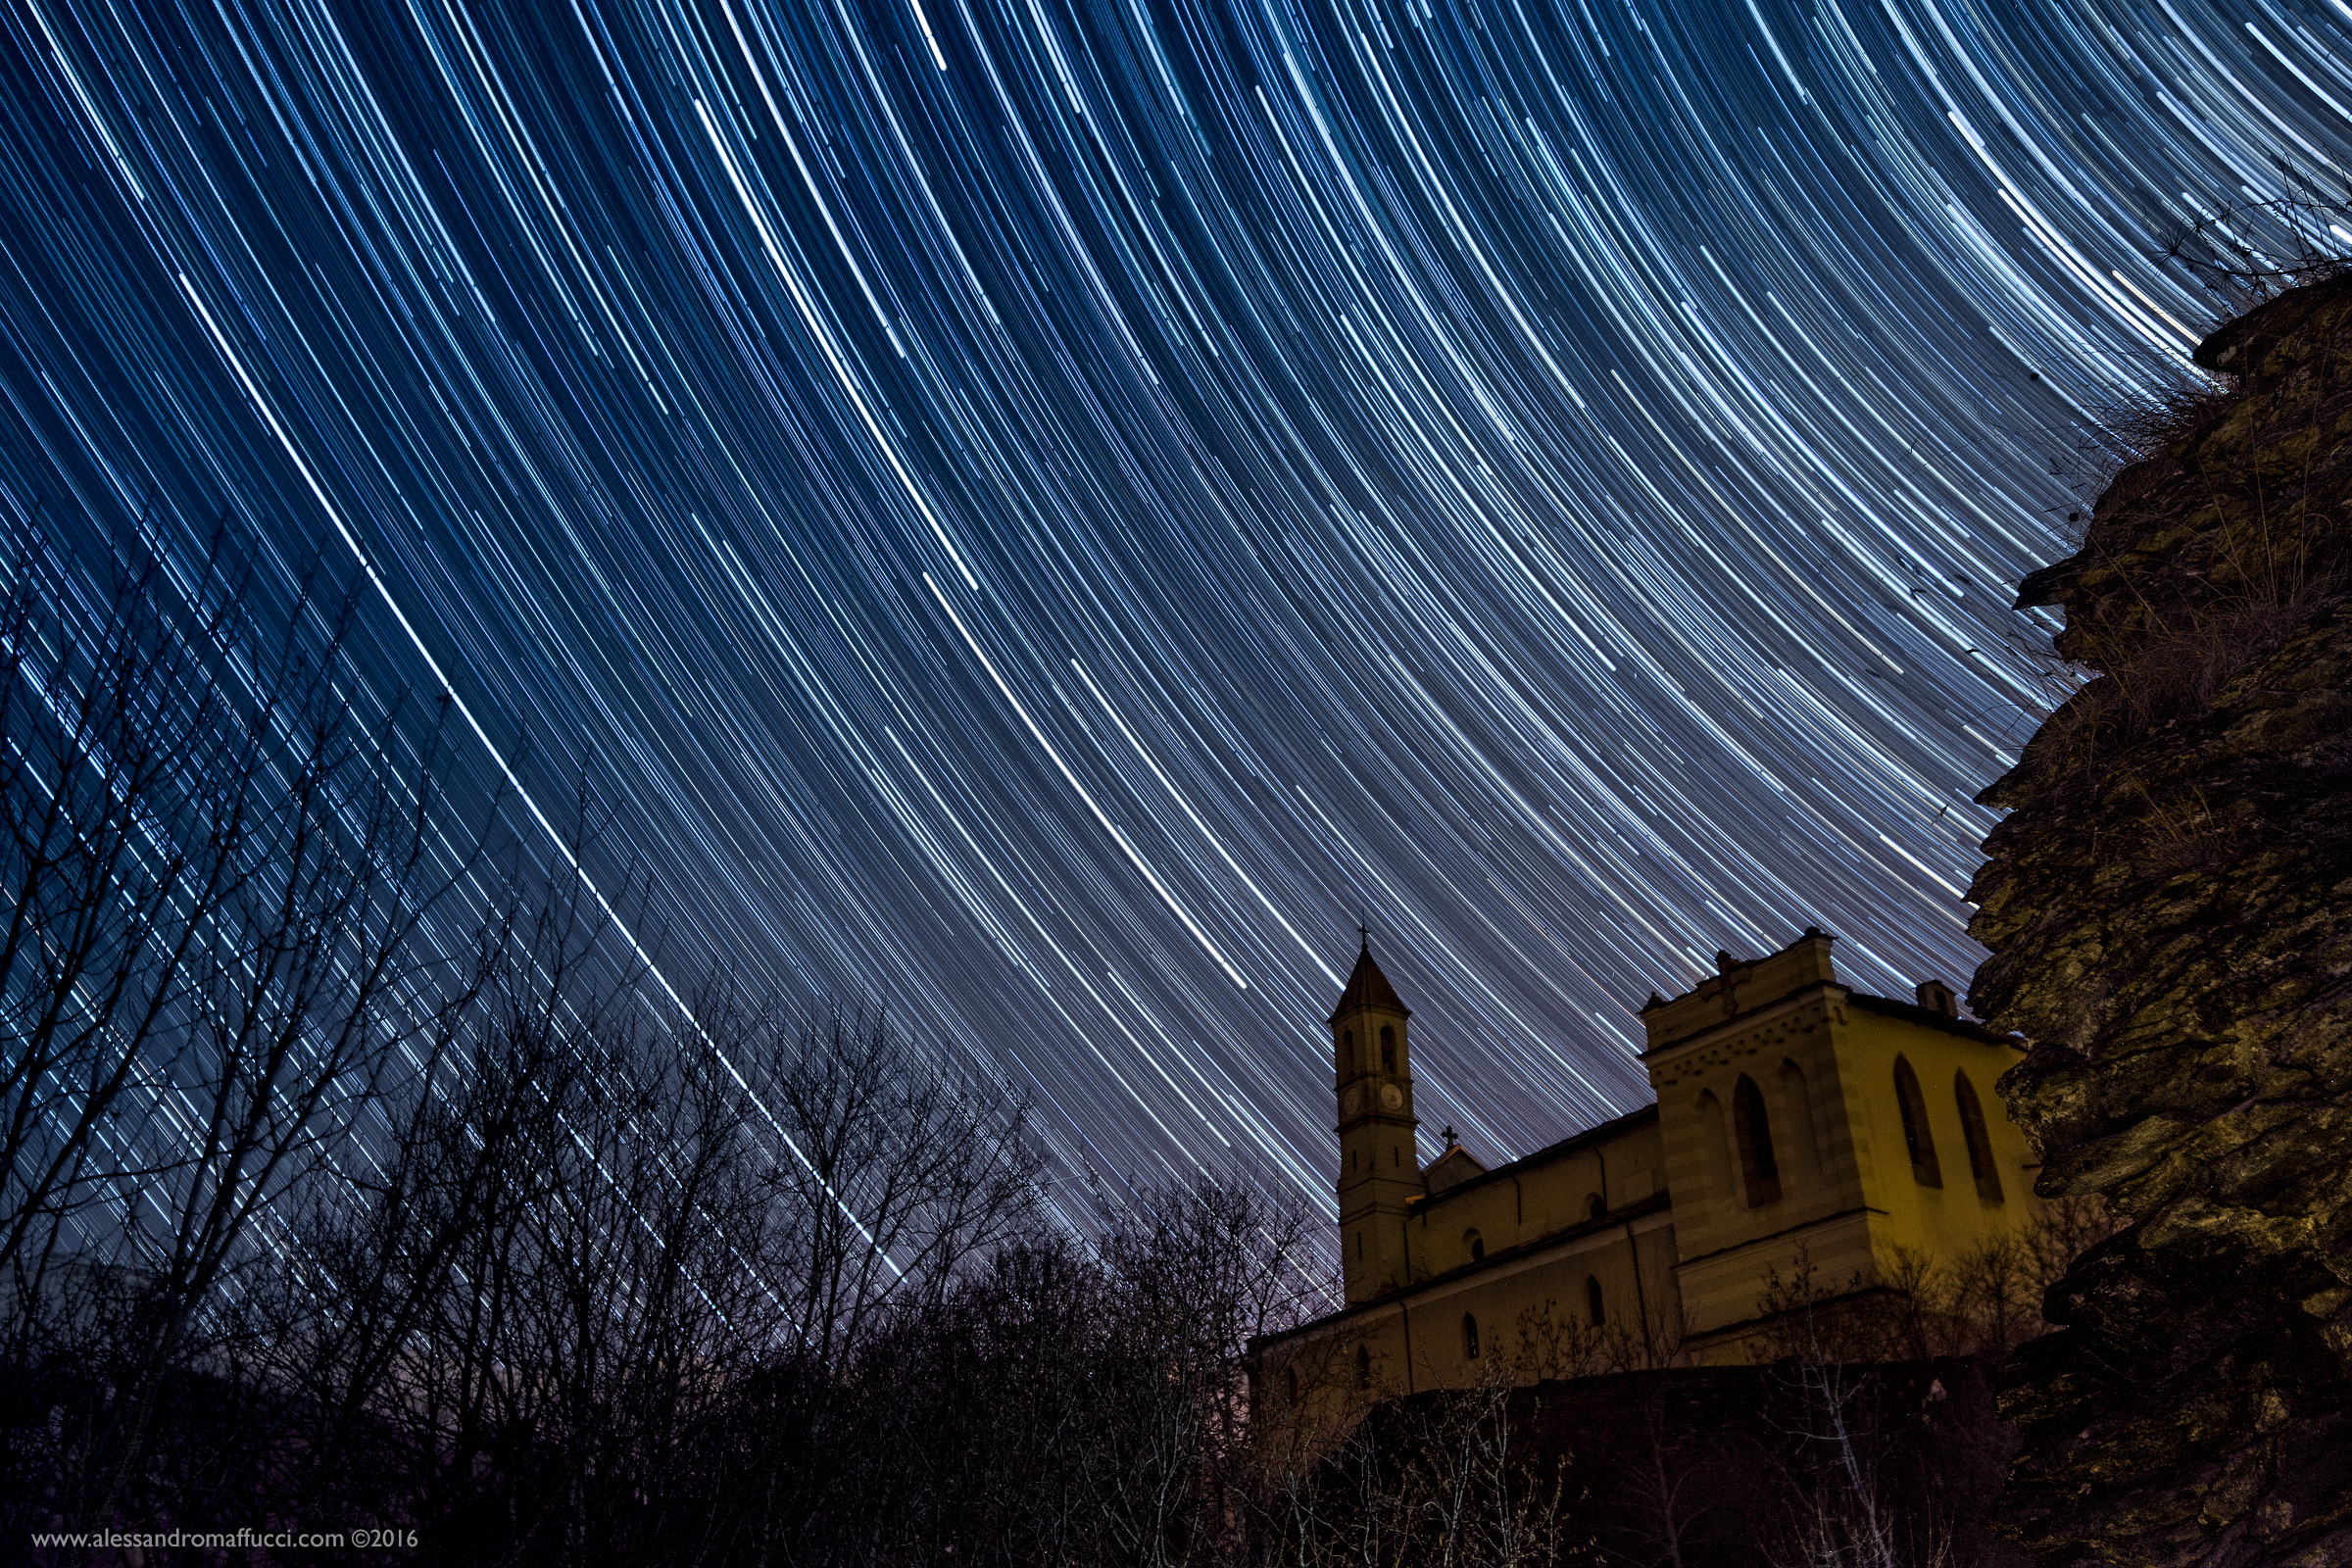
[1968,276,2352,1566]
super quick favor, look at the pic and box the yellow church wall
[1834,1001,2042,1285]
[1643,937,1873,1342]
[1253,1203,1683,1420]
[1654,986,2044,1353]
[1253,1111,1681,1433]
[1632,933,2047,1353]
[1403,1109,1664,1281]
[1390,1206,1681,1391]
[1670,1208,1882,1361]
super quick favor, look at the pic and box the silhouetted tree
[1,527,501,1550]
[802,1172,1327,1568]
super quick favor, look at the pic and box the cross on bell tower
[1331,931,1419,1303]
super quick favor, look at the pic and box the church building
[1255,928,2043,1398]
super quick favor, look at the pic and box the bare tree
[802,1171,1326,1568]
[2160,165,2352,299]
[1275,1373,1588,1568]
[1085,1174,1327,1567]
[752,1005,1042,1374]
[1749,1200,2121,1368]
[10,524,1298,1568]
[1508,1295,1681,1383]
[1609,1388,1730,1568]
[1765,1359,1903,1568]
[1,525,504,1547]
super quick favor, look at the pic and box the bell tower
[1333,934,1421,1303]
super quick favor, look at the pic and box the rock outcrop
[1968,276,2352,1566]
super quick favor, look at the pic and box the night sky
[6,0,2344,1226]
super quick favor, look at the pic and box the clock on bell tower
[1332,931,1420,1303]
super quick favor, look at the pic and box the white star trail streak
[3,0,2344,1240]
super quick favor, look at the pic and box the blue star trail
[3,0,2342,1222]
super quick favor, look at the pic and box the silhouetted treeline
[0,532,1349,1567]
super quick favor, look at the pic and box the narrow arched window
[1585,1274,1604,1326]
[1380,1024,1396,1072]
[1356,1346,1372,1388]
[1954,1070,2003,1202]
[1341,1029,1354,1072]
[1695,1090,1732,1206]
[1286,1368,1299,1405]
[1734,1073,1782,1207]
[1893,1055,1942,1188]
[1777,1058,1820,1184]
[1355,1230,1363,1258]
[1587,1192,1605,1222]
[1464,1229,1484,1263]
[1462,1313,1481,1359]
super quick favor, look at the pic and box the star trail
[4,0,2344,1226]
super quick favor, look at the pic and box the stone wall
[1328,1359,2023,1567]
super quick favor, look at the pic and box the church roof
[1327,945,1409,1023]
[1423,1143,1486,1197]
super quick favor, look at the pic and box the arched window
[1777,1057,1821,1184]
[1585,1274,1605,1326]
[1464,1229,1485,1263]
[1380,1024,1396,1072]
[1462,1313,1481,1359]
[1893,1055,1942,1188]
[1285,1368,1299,1405]
[1356,1346,1372,1388]
[1954,1070,2003,1202]
[1587,1192,1605,1222]
[1341,1029,1354,1072]
[1695,1090,1732,1207]
[1354,1230,1363,1259]
[1734,1073,1782,1207]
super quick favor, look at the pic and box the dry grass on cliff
[2043,365,2347,754]
[2086,375,2239,476]
[2091,578,2320,736]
